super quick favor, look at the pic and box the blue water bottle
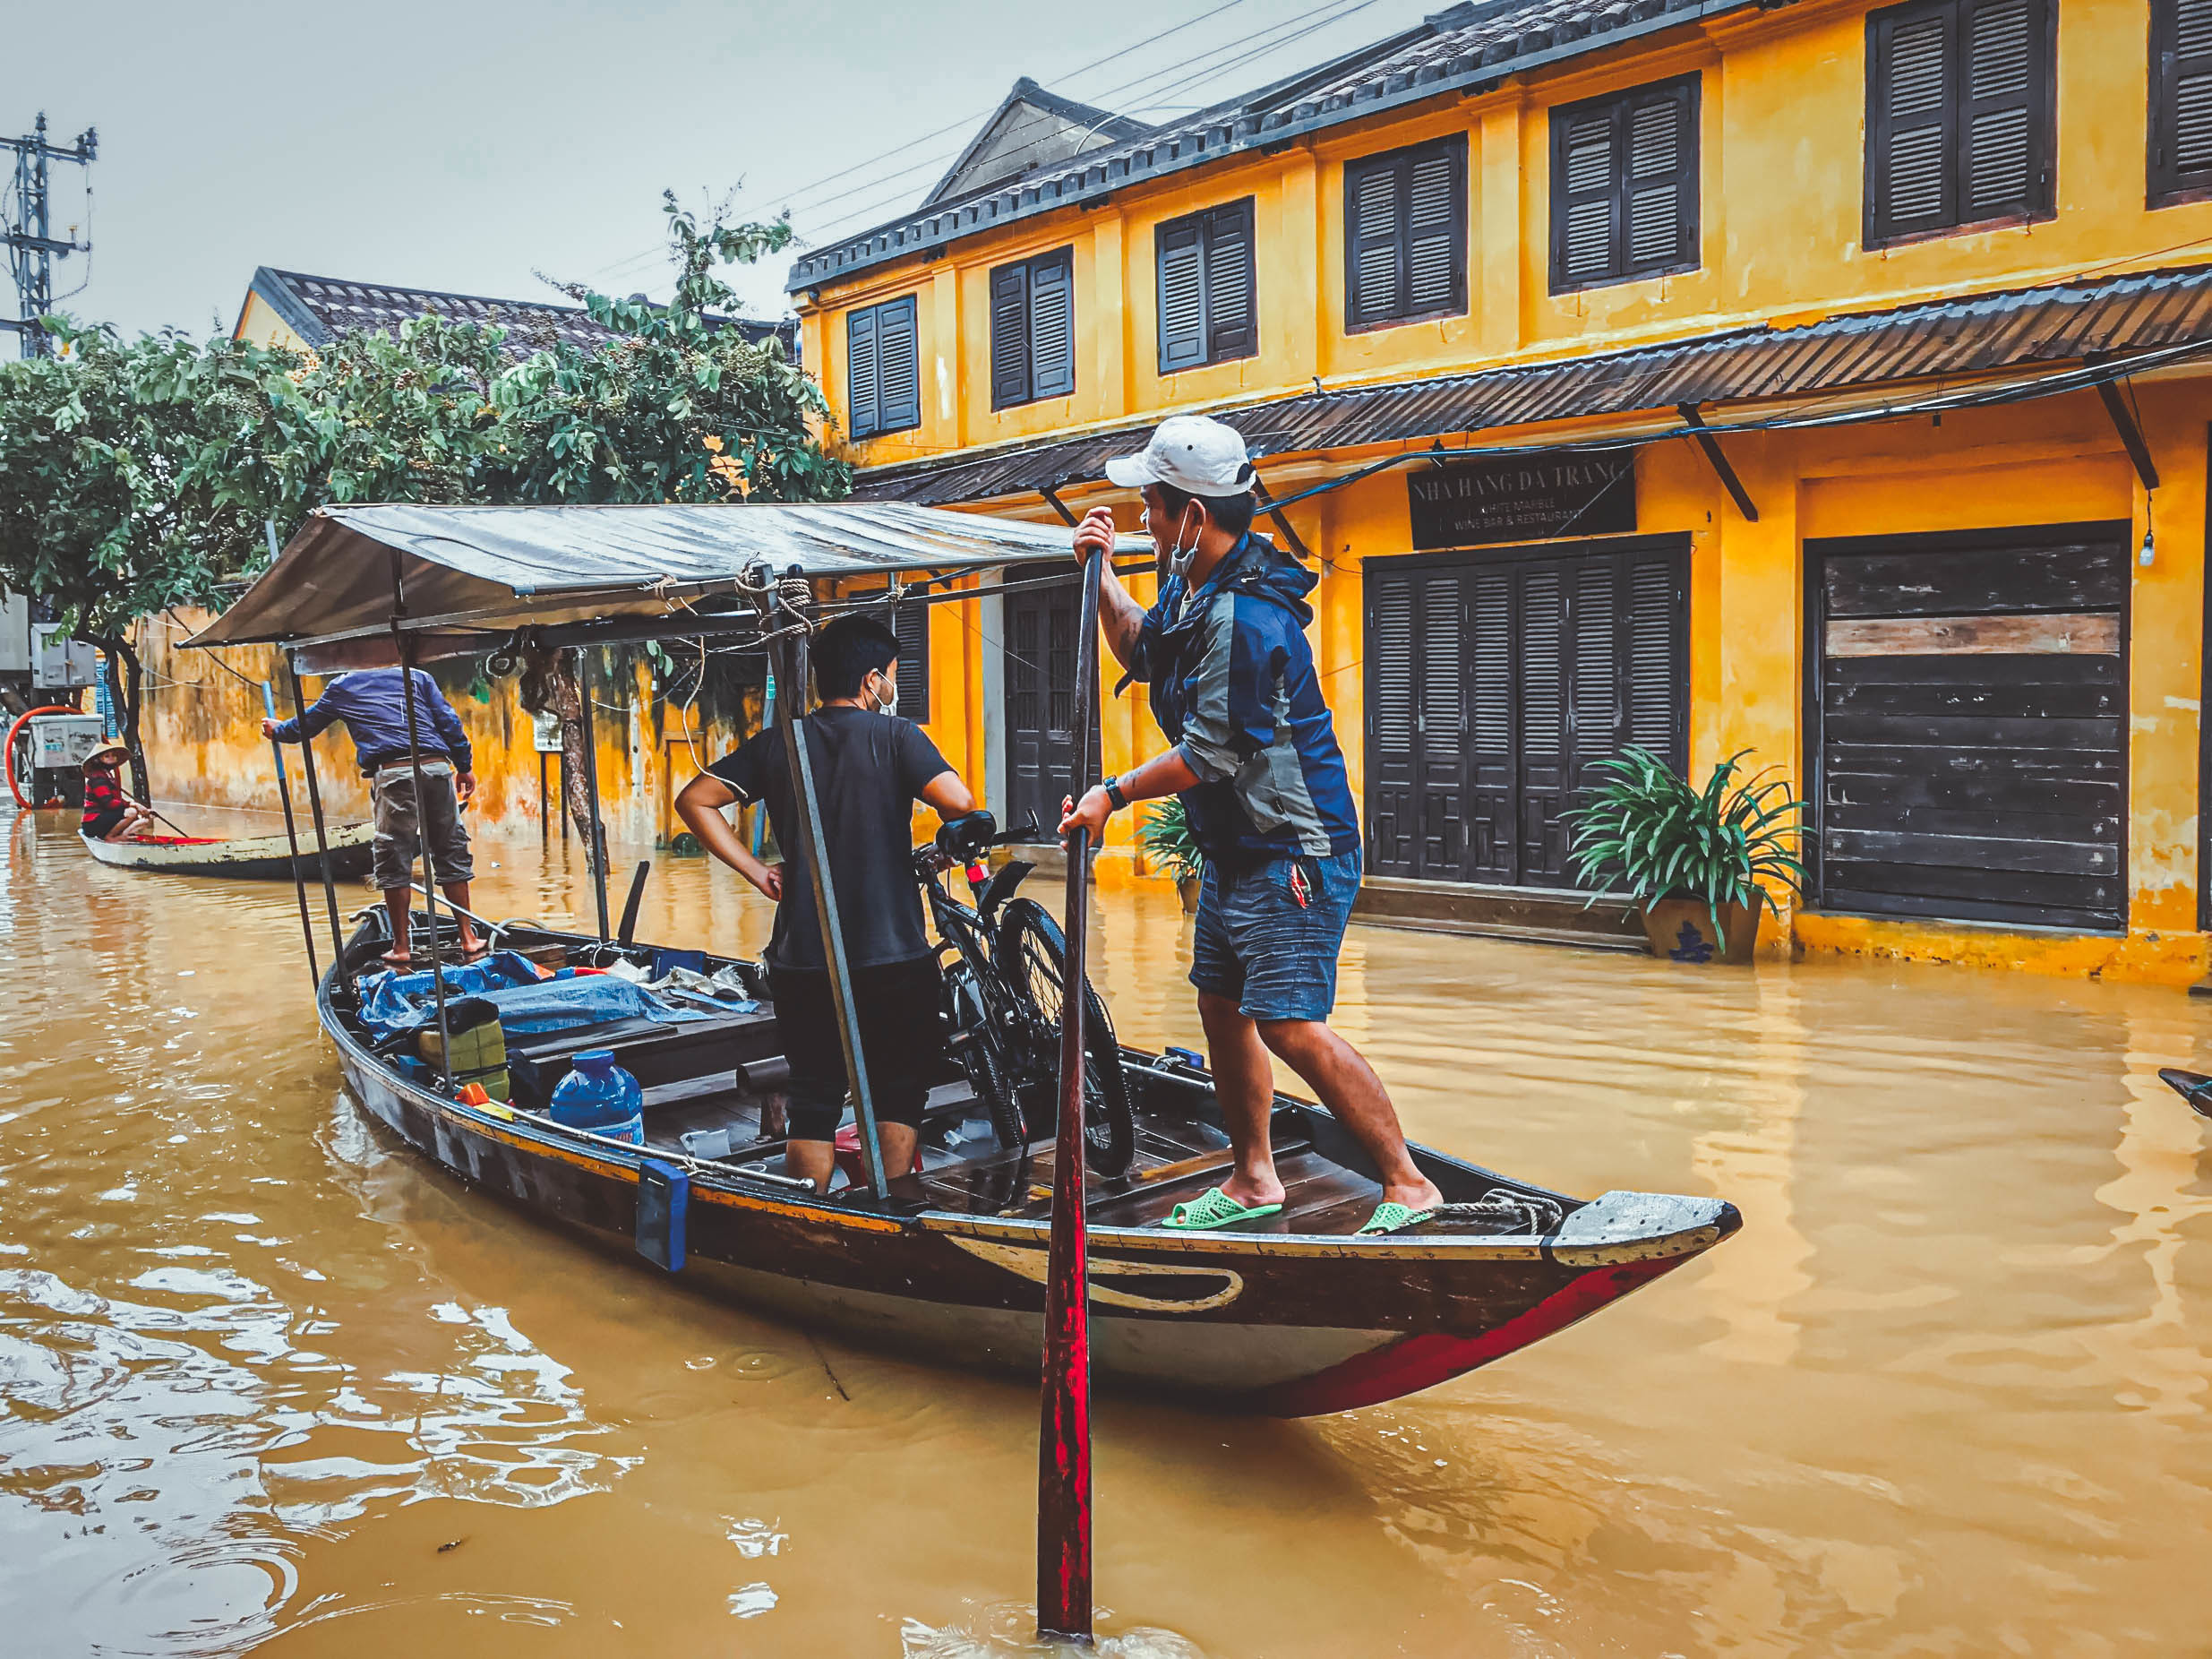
[549,1050,644,1144]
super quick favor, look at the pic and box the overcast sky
[3,0,1444,342]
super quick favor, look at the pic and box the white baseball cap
[1103,414,1256,495]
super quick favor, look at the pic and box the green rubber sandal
[1355,1201,1438,1236]
[1162,1186,1284,1232]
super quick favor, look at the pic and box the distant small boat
[81,821,375,881]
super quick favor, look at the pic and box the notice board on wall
[1406,450,1636,548]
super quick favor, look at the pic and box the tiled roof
[786,0,1747,293]
[242,266,796,359]
[848,265,2212,504]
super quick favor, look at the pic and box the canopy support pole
[768,605,889,1199]
[286,653,345,963]
[1250,472,1316,563]
[1040,486,1079,527]
[1676,403,1761,523]
[390,557,454,1087]
[575,647,613,941]
[2088,358,2162,491]
[1037,538,1103,1646]
[262,679,319,986]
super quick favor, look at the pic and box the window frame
[1546,73,1703,296]
[1154,196,1260,374]
[1862,0,2058,249]
[988,245,1076,411]
[2149,0,2212,207]
[845,294,920,442]
[1341,133,1470,335]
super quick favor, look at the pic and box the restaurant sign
[1407,449,1636,548]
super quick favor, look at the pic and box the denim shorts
[1189,847,1361,1023]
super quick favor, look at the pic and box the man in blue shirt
[265,666,484,968]
[1061,415,1443,1234]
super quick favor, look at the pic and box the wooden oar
[1037,537,1104,1646]
[263,679,321,983]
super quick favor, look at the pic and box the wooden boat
[82,821,375,881]
[322,913,1739,1414]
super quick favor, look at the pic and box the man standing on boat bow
[263,667,484,969]
[1059,415,1444,1234]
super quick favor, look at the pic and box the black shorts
[767,955,946,1142]
[82,809,126,839]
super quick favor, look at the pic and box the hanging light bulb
[2140,521,2156,568]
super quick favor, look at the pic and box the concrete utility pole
[2,113,97,359]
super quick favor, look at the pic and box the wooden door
[1004,568,1089,835]
[1808,522,2128,931]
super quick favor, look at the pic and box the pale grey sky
[4,0,1443,341]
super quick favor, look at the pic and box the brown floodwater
[6,802,2212,1657]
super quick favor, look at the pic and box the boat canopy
[189,500,1145,666]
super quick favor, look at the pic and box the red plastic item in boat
[834,1122,922,1185]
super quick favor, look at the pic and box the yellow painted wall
[234,291,310,353]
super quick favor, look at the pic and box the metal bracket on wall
[1676,404,1760,523]
[1040,486,1079,527]
[1250,472,1316,563]
[2085,356,2161,492]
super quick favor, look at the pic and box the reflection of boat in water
[81,821,374,881]
[200,499,1742,1415]
[322,910,1738,1414]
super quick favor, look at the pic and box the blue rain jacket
[270,667,475,776]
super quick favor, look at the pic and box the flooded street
[5,804,2212,1657]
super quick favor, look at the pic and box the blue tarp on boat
[356,952,714,1039]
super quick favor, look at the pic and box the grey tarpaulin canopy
[188,500,1145,668]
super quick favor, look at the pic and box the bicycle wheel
[947,963,1028,1150]
[992,896,1136,1177]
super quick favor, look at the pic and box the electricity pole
[2,113,97,359]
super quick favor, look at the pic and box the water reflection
[4,805,2211,1655]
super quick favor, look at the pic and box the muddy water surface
[5,804,2212,1656]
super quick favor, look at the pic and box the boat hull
[328,986,1736,1414]
[84,822,374,881]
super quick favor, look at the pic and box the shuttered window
[989,247,1076,410]
[2151,0,2212,204]
[845,296,919,441]
[1343,134,1468,332]
[1865,0,2055,245]
[891,597,930,726]
[1548,76,1702,293]
[1156,198,1258,374]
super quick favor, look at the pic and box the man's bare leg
[1199,991,1287,1208]
[1259,1019,1443,1211]
[784,1121,919,1194]
[442,879,483,955]
[381,886,413,964]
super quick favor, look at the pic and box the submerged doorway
[1001,563,1094,834]
[1363,536,1690,888]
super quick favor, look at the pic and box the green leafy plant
[1136,795,1205,885]
[1565,746,1807,927]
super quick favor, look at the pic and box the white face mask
[1150,499,1203,582]
[869,670,898,718]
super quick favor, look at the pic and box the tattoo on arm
[1097,570,1146,669]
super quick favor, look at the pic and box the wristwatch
[1103,776,1130,812]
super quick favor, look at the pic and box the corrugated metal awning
[852,266,2212,507]
[189,500,1144,656]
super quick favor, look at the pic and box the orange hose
[4,706,81,810]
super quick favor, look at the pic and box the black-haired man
[675,614,977,1191]
[1060,415,1444,1234]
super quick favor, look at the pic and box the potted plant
[1137,795,1205,913]
[1565,746,1806,965]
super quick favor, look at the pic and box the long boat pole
[575,647,613,941]
[1037,538,1104,1645]
[390,557,453,1084]
[767,595,888,1197]
[285,653,346,963]
[262,678,319,984]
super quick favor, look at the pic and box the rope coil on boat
[1403,1191,1568,1236]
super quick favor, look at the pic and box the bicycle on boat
[915,811,1136,1179]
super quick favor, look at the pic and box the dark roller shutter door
[1158,219,1206,372]
[990,262,1029,408]
[1812,524,2128,930]
[1366,571,1418,876]
[1028,252,1074,400]
[846,305,879,439]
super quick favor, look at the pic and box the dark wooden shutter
[876,297,919,435]
[2150,0,2212,202]
[1467,568,1515,881]
[1871,3,1957,239]
[1158,219,1207,372]
[1556,108,1617,288]
[893,596,930,725]
[1205,200,1257,363]
[1417,572,1464,875]
[1346,155,1403,329]
[990,262,1030,408]
[1028,251,1074,400]
[846,305,879,439]
[1406,145,1465,314]
[1366,572,1418,876]
[1625,81,1699,276]
[1960,0,2037,219]
[1570,560,1619,796]
[1624,553,1680,753]
[1518,563,1572,882]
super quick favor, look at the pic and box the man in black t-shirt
[674,615,976,1191]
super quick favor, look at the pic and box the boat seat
[508,1008,783,1097]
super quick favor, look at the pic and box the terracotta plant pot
[1176,876,1201,914]
[1639,897,1760,964]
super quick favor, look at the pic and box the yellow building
[787,0,2212,982]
